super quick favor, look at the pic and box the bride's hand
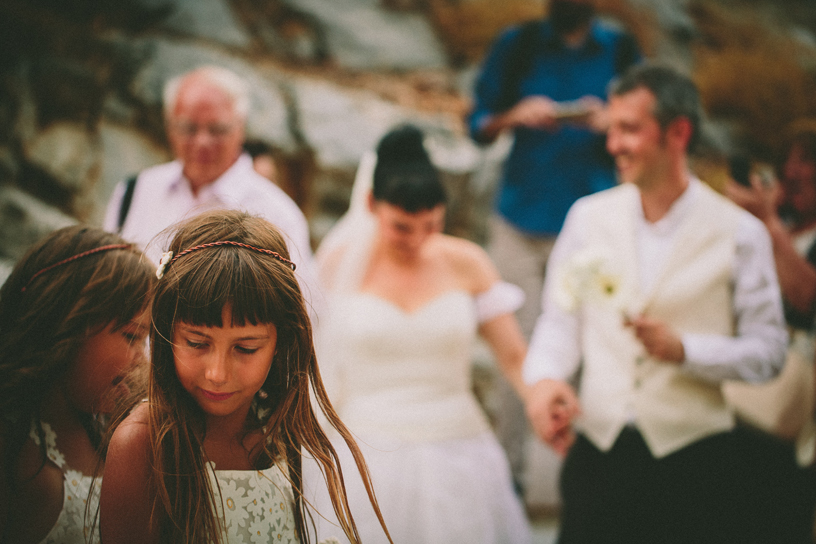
[525,378,581,457]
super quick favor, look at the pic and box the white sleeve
[522,202,585,385]
[681,213,788,383]
[475,281,524,324]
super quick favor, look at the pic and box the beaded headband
[21,244,133,293]
[156,240,296,280]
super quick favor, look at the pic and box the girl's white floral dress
[29,421,100,544]
[210,462,340,544]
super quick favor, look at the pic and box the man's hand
[506,96,559,131]
[525,379,581,457]
[578,95,609,133]
[624,315,685,363]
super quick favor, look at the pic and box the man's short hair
[163,65,251,122]
[610,63,702,152]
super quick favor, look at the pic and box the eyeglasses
[170,121,238,138]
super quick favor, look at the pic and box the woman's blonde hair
[142,210,388,543]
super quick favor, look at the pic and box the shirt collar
[168,153,254,201]
[541,20,603,54]
[636,175,702,235]
[208,153,254,201]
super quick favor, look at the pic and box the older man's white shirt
[103,153,323,319]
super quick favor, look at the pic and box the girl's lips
[201,389,235,401]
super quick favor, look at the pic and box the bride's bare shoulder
[436,235,499,292]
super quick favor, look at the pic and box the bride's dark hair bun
[372,124,447,213]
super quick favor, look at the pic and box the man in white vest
[523,64,787,543]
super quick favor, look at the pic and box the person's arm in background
[468,25,559,145]
[727,178,816,316]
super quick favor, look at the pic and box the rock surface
[281,0,449,70]
[0,0,814,264]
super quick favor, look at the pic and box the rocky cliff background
[1,0,815,278]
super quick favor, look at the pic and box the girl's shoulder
[435,234,499,293]
[100,402,157,543]
[107,403,151,464]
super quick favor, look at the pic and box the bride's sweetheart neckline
[352,289,471,316]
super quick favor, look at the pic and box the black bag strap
[117,174,138,233]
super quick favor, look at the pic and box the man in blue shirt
[468,0,639,501]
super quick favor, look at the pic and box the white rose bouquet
[553,247,631,314]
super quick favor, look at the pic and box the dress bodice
[29,422,99,544]
[209,463,301,544]
[326,290,491,442]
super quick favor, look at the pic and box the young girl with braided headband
[0,226,154,543]
[99,210,389,544]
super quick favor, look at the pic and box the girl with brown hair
[0,226,154,543]
[99,210,388,544]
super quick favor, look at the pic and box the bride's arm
[445,236,529,400]
[479,313,529,401]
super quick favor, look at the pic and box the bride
[311,125,533,544]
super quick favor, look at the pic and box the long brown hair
[143,210,388,543]
[0,225,154,489]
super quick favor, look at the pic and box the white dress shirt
[524,178,788,386]
[103,154,323,319]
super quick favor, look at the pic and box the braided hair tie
[156,240,296,280]
[21,244,133,293]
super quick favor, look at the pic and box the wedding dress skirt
[307,290,532,544]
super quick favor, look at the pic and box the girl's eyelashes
[182,339,258,354]
[121,329,146,343]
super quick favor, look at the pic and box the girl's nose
[204,352,229,385]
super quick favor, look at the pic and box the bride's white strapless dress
[309,289,532,544]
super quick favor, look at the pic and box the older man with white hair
[104,65,321,315]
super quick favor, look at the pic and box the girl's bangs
[171,249,286,328]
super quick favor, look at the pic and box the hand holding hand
[525,379,581,457]
[624,315,685,363]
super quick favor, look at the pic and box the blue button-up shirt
[470,20,640,236]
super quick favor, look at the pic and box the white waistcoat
[574,182,741,458]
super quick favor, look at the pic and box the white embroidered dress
[29,422,100,544]
[207,448,339,543]
[209,462,302,544]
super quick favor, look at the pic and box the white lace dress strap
[474,281,525,324]
[28,421,100,544]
